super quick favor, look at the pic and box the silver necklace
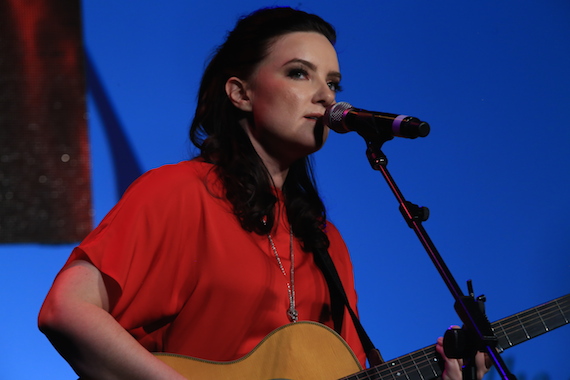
[266,225,298,322]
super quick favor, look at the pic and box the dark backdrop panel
[0,0,91,243]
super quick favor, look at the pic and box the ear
[225,77,252,112]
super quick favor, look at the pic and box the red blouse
[65,159,366,367]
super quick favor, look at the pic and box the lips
[304,114,325,130]
[304,114,323,121]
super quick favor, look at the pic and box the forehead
[264,31,340,71]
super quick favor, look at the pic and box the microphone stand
[363,136,516,380]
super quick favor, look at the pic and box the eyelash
[328,81,343,93]
[287,67,309,80]
[287,67,343,93]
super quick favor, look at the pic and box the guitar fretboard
[494,294,570,351]
[340,294,570,380]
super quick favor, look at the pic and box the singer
[38,7,489,380]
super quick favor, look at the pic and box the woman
[39,7,488,380]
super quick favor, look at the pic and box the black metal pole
[365,140,516,380]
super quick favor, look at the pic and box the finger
[436,336,463,380]
[476,351,492,380]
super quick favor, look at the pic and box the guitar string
[502,308,549,337]
[349,345,440,380]
[497,298,569,337]
[497,300,566,334]
[557,296,570,322]
[492,303,566,349]
[397,298,569,380]
[345,296,570,380]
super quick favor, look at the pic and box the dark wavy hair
[189,7,336,255]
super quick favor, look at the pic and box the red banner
[0,0,91,243]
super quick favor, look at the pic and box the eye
[328,81,343,93]
[287,67,309,80]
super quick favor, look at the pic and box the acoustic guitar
[155,293,569,379]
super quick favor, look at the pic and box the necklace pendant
[287,307,299,323]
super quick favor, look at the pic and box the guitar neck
[341,294,570,380]
[493,293,569,351]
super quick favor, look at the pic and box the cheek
[253,85,298,122]
[251,80,281,110]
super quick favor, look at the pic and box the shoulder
[101,159,224,221]
[324,221,344,245]
[77,159,222,257]
[123,159,219,199]
[134,159,213,186]
[324,221,351,260]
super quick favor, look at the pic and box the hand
[435,329,492,380]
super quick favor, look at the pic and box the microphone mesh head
[324,102,353,133]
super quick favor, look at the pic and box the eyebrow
[284,58,342,81]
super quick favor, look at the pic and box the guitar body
[154,321,362,380]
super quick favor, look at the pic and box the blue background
[2,1,569,379]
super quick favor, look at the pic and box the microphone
[324,102,430,140]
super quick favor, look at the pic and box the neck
[263,157,289,190]
[240,120,292,189]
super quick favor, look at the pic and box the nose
[313,79,335,108]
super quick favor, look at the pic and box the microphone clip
[399,200,430,227]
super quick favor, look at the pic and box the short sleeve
[64,162,209,349]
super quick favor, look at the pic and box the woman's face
[237,31,341,166]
